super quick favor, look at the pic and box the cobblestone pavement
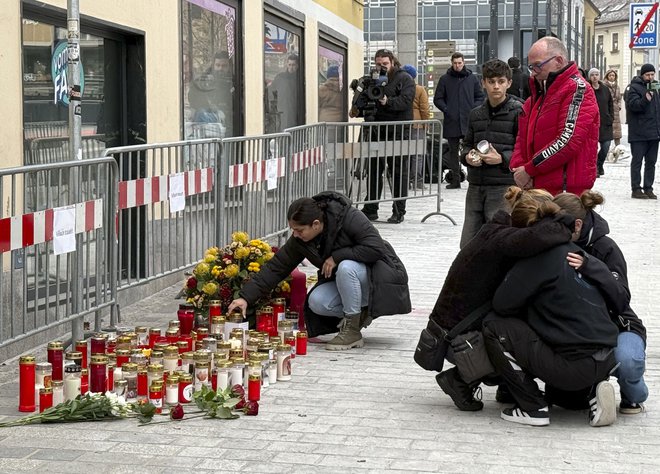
[0,154,658,473]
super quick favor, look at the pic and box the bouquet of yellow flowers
[184,232,291,311]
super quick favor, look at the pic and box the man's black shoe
[387,214,404,224]
[361,209,379,221]
[446,182,461,189]
[436,367,483,411]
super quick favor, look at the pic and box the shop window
[318,44,346,123]
[612,33,619,52]
[181,0,240,139]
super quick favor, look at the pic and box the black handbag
[414,301,491,372]
[451,330,496,383]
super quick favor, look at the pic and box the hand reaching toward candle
[227,298,248,317]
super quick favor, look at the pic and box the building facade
[2,0,364,170]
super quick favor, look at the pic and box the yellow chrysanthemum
[247,262,260,272]
[206,246,220,256]
[234,246,250,259]
[224,264,239,278]
[194,262,210,277]
[211,266,222,277]
[204,254,216,264]
[279,281,290,292]
[232,232,249,245]
[202,282,218,296]
[264,252,275,261]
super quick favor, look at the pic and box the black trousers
[446,137,462,184]
[483,315,615,412]
[364,155,409,216]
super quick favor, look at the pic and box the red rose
[244,400,259,416]
[235,398,246,410]
[231,384,245,398]
[170,404,184,420]
[187,277,197,289]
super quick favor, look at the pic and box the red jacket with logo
[510,62,598,195]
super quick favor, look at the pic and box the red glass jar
[89,355,108,394]
[285,335,297,359]
[256,309,272,334]
[115,349,130,368]
[137,368,148,400]
[90,336,106,355]
[149,381,163,414]
[19,355,36,412]
[272,298,286,322]
[165,328,180,345]
[176,340,189,355]
[47,341,64,381]
[209,300,222,317]
[177,305,195,336]
[296,331,308,356]
[80,368,89,395]
[178,373,193,404]
[107,362,115,392]
[248,374,261,401]
[196,327,209,343]
[39,387,53,413]
[106,338,117,354]
[148,328,161,349]
[75,340,88,369]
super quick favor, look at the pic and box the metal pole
[532,0,539,42]
[67,0,84,344]
[513,0,521,58]
[546,0,552,37]
[489,0,499,59]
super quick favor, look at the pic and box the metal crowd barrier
[0,157,118,353]
[103,139,221,290]
[286,123,326,202]
[322,120,455,224]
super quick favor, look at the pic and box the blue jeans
[630,140,659,192]
[615,331,648,404]
[307,260,369,318]
[460,184,510,249]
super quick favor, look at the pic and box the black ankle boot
[436,367,483,411]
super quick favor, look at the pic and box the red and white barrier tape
[0,199,104,253]
[228,157,286,188]
[292,146,324,172]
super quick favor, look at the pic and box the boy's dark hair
[450,52,464,61]
[482,59,512,80]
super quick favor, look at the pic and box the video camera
[647,80,660,92]
[349,67,388,121]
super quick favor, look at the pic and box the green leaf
[216,407,238,419]
[222,397,241,409]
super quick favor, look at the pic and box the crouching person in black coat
[483,190,619,427]
[228,191,411,351]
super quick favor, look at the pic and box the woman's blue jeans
[615,331,648,404]
[307,260,369,318]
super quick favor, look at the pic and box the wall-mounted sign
[51,41,85,106]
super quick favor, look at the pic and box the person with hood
[553,191,648,415]
[510,37,599,195]
[401,64,431,189]
[434,52,485,189]
[506,56,531,100]
[624,63,660,199]
[318,65,343,122]
[359,49,416,224]
[588,68,614,177]
[228,191,411,351]
[604,69,623,146]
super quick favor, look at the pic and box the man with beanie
[319,65,343,123]
[510,37,599,195]
[588,68,614,177]
[624,63,660,199]
[434,52,485,189]
[507,57,531,100]
[402,64,431,189]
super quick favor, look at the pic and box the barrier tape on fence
[291,146,324,172]
[0,199,104,253]
[118,167,214,210]
[228,156,286,188]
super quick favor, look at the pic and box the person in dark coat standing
[228,192,411,351]
[588,68,613,177]
[624,63,660,199]
[434,52,485,189]
[506,57,531,100]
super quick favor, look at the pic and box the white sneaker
[589,380,617,427]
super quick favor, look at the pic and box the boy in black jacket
[460,59,523,248]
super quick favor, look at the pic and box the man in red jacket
[510,37,599,195]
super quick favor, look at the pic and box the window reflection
[318,46,345,122]
[264,21,302,133]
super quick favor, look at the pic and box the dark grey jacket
[239,192,411,336]
[460,95,522,186]
[434,67,485,138]
[625,75,660,142]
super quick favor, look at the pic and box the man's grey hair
[538,37,569,60]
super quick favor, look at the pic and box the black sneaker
[501,405,550,426]
[436,368,483,411]
[645,190,658,200]
[619,400,645,415]
[361,209,379,221]
[632,190,649,199]
[387,213,404,224]
[589,380,617,427]
[495,384,516,404]
[445,182,461,189]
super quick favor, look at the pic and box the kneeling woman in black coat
[228,191,410,351]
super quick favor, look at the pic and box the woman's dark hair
[553,190,604,220]
[287,198,325,225]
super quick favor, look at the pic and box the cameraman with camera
[624,63,660,199]
[351,49,415,224]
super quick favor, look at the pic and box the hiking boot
[501,405,550,426]
[645,190,658,199]
[358,308,373,329]
[436,367,484,411]
[326,316,364,351]
[589,380,617,427]
[495,384,516,404]
[632,190,649,199]
[619,400,645,415]
[361,206,379,221]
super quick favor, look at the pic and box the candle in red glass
[106,338,117,354]
[80,368,89,395]
[176,341,189,356]
[115,349,130,368]
[260,306,276,337]
[180,335,193,352]
[256,309,271,333]
[208,300,222,318]
[178,374,193,404]
[177,305,195,336]
[107,363,115,392]
[148,328,161,349]
[75,340,88,369]
[296,331,308,356]
[89,355,108,393]
[248,374,261,401]
[39,387,53,413]
[47,341,64,381]
[166,328,179,345]
[285,336,297,359]
[196,328,209,343]
[90,336,106,355]
[137,369,148,399]
[149,381,163,414]
[19,355,36,412]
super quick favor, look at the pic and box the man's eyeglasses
[528,55,557,74]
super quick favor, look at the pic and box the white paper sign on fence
[266,159,278,190]
[169,173,185,213]
[53,205,77,255]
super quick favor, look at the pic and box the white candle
[113,367,123,382]
[63,377,81,401]
[165,385,178,405]
[217,370,229,391]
